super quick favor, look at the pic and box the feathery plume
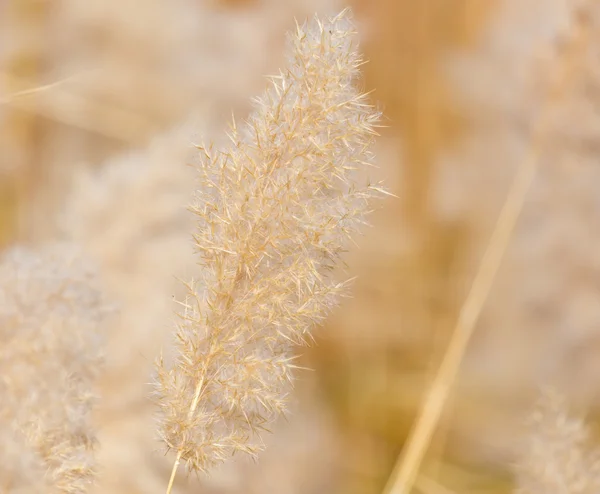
[0,424,47,493]
[0,243,112,493]
[154,8,383,488]
[514,388,600,494]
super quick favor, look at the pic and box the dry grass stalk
[381,4,592,494]
[0,73,80,106]
[153,8,383,491]
[0,71,157,144]
[0,243,112,493]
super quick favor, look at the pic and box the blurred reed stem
[381,5,592,494]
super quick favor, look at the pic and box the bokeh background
[1,0,599,493]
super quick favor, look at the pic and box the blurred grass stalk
[382,3,592,494]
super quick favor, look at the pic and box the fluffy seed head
[154,8,383,475]
[0,243,112,493]
[515,389,600,494]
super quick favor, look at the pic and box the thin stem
[383,155,535,494]
[165,376,206,494]
[0,71,83,105]
[166,452,182,494]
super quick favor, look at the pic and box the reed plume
[0,425,46,493]
[0,243,112,493]
[514,389,600,494]
[153,8,383,489]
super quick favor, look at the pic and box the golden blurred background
[2,1,599,493]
